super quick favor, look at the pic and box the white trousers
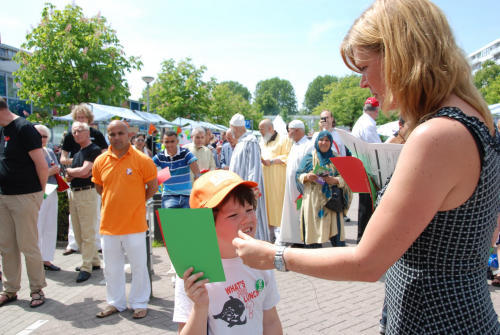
[37,190,58,262]
[67,194,102,250]
[102,232,150,311]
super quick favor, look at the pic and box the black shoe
[76,271,91,283]
[44,264,61,271]
[63,249,77,256]
[75,265,101,272]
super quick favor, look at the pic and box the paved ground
[1,194,500,334]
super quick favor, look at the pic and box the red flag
[176,126,182,135]
[55,174,70,192]
[148,123,157,135]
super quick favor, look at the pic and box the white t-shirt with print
[173,257,280,335]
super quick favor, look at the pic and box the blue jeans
[161,194,190,209]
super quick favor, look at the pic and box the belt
[71,185,95,192]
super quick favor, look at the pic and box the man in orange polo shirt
[92,121,158,319]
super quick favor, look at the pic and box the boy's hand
[233,231,275,270]
[183,267,209,307]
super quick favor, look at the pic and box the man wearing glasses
[152,130,200,209]
[65,122,102,283]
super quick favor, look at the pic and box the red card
[157,167,171,185]
[330,157,371,193]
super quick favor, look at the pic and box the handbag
[325,186,345,212]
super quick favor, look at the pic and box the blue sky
[2,0,499,108]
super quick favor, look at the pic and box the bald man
[92,121,158,319]
[259,119,291,240]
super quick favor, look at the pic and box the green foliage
[474,60,500,104]
[57,192,69,242]
[254,77,298,118]
[315,75,371,128]
[147,58,216,121]
[219,81,251,102]
[304,75,338,112]
[13,3,142,121]
[207,83,252,125]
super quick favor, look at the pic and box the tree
[147,58,216,121]
[474,60,500,104]
[315,75,370,128]
[254,77,298,118]
[304,75,338,112]
[316,74,399,128]
[219,81,251,102]
[207,83,252,126]
[13,3,141,120]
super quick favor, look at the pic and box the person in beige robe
[258,119,292,241]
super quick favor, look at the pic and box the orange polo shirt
[92,145,157,235]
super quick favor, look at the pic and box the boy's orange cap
[190,170,258,209]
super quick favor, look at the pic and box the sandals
[96,305,119,318]
[132,308,148,319]
[0,291,17,307]
[30,290,45,308]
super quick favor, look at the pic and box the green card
[156,208,226,283]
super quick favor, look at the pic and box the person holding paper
[92,121,158,319]
[296,130,352,247]
[173,170,282,334]
[0,97,48,308]
[352,96,381,243]
[153,130,200,209]
[34,124,61,272]
[233,0,500,333]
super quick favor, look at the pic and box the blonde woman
[233,1,500,333]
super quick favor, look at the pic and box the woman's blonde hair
[71,103,94,124]
[341,0,493,131]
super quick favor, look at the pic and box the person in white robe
[229,113,270,242]
[277,120,312,245]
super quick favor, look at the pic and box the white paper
[336,128,403,189]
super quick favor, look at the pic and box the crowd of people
[0,0,499,334]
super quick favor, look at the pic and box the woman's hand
[183,267,209,307]
[305,173,319,183]
[48,165,60,176]
[233,231,276,270]
[324,176,339,186]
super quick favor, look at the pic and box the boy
[173,170,283,334]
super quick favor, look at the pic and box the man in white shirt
[351,97,381,144]
[351,97,381,243]
[277,120,311,246]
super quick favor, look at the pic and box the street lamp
[142,76,154,113]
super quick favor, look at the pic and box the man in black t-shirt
[0,98,48,308]
[65,121,102,283]
[60,104,106,256]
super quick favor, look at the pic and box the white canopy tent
[53,103,147,123]
[170,117,228,132]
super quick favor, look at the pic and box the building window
[7,75,19,98]
[0,72,6,97]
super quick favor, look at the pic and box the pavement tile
[1,194,499,334]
